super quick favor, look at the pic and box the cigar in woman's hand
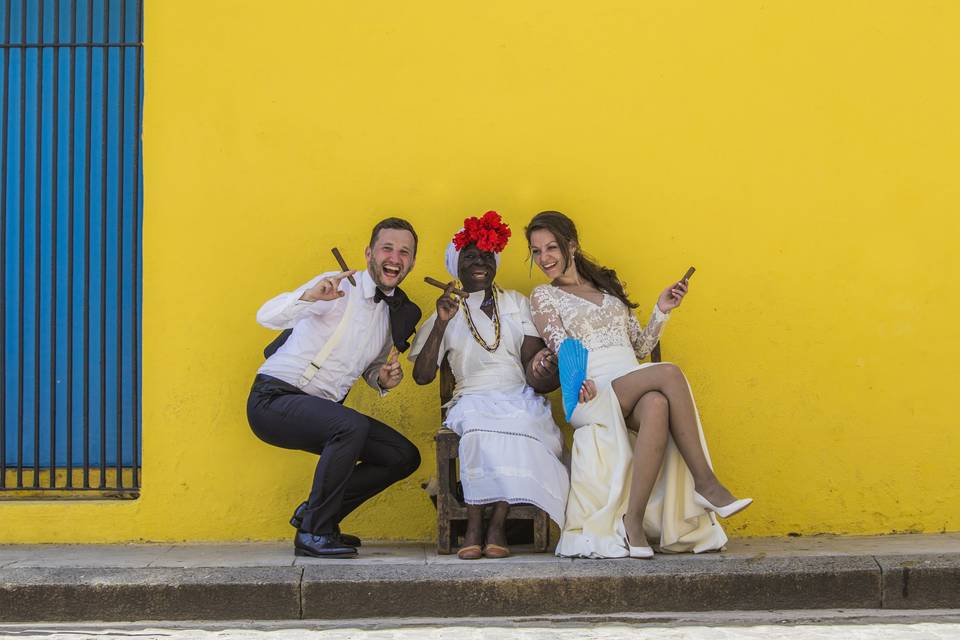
[331,248,357,286]
[424,276,469,299]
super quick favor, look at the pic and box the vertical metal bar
[115,0,124,489]
[49,0,60,488]
[16,0,26,489]
[82,0,92,488]
[0,0,11,490]
[66,0,76,489]
[98,0,107,488]
[131,0,140,489]
[33,0,45,488]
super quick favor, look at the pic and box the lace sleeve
[627,304,670,360]
[529,285,568,353]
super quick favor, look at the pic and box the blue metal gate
[1,0,142,497]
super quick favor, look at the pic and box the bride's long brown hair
[525,211,638,309]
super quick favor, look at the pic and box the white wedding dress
[530,284,727,557]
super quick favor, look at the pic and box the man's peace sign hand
[300,270,358,303]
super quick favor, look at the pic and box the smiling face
[365,228,416,289]
[457,243,498,293]
[528,228,576,280]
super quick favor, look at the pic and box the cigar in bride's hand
[424,276,469,299]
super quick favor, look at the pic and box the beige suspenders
[297,282,361,389]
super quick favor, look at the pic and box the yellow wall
[3,0,959,542]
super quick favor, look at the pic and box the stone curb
[878,554,960,609]
[0,567,302,622]
[1,554,959,622]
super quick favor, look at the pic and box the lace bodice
[529,284,669,360]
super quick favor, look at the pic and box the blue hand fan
[557,338,589,421]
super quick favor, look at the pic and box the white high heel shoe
[693,491,753,518]
[618,515,654,559]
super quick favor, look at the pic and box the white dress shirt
[257,269,391,401]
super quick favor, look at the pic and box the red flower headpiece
[453,211,512,253]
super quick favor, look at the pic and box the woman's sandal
[482,543,511,559]
[457,544,483,560]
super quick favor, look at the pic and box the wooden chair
[434,355,550,554]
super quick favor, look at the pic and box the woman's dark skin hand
[436,282,460,323]
[523,344,559,393]
[411,282,460,385]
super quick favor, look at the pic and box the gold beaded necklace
[461,286,501,352]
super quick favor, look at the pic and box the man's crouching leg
[333,416,422,532]
[247,383,373,558]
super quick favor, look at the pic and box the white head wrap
[445,228,501,279]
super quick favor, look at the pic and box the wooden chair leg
[533,509,549,552]
[436,432,454,554]
[437,507,452,554]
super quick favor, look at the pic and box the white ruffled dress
[409,288,569,526]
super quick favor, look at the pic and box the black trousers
[246,374,421,535]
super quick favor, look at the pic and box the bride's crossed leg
[612,363,742,548]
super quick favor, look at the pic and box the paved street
[1,623,960,639]
[4,613,960,639]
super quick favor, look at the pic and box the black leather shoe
[290,502,362,547]
[294,531,357,558]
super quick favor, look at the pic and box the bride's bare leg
[612,363,737,506]
[623,391,669,547]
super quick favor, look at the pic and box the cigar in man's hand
[424,276,469,299]
[331,248,357,286]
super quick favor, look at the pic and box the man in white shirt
[247,218,422,558]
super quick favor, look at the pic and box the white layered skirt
[556,346,727,558]
[444,385,569,527]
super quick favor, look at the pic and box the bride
[526,211,751,558]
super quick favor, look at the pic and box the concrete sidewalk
[1,533,958,622]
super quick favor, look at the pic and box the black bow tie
[374,287,404,311]
[374,286,422,352]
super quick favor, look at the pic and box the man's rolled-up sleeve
[363,338,393,397]
[256,272,339,329]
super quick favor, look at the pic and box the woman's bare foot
[482,501,511,558]
[463,523,483,548]
[483,523,510,559]
[458,504,485,559]
[484,523,507,548]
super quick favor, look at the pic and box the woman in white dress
[525,211,751,558]
[409,212,569,560]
